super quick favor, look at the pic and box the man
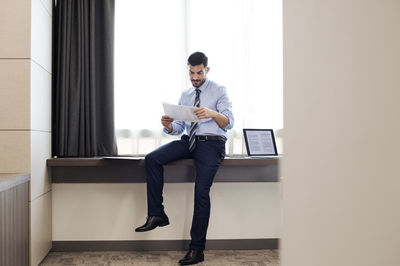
[135,52,234,265]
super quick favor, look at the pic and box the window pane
[115,0,283,155]
[115,0,184,131]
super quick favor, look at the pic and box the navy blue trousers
[145,135,225,251]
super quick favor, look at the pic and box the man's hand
[194,107,217,119]
[194,107,230,128]
[161,115,174,132]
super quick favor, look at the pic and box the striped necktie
[188,89,201,152]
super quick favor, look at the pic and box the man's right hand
[161,115,174,132]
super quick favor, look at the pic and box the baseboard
[52,239,279,252]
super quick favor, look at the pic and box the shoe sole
[159,221,170,227]
[179,258,204,265]
[135,221,170,232]
[179,256,204,265]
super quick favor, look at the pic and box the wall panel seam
[0,129,51,133]
[31,58,51,75]
[0,58,30,60]
[29,189,51,203]
[39,0,52,17]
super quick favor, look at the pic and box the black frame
[243,129,278,156]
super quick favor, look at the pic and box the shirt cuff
[163,123,180,135]
[163,126,173,135]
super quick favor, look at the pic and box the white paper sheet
[162,102,201,122]
[245,130,276,155]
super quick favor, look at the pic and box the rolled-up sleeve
[163,120,185,135]
[217,87,234,130]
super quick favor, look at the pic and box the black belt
[195,135,226,142]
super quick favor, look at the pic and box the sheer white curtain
[115,0,283,156]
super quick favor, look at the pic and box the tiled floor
[40,249,279,266]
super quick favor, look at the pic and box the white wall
[0,0,52,265]
[52,183,281,241]
[282,0,400,266]
[30,0,53,264]
[30,0,53,263]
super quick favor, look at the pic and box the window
[115,0,283,155]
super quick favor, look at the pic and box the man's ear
[205,67,210,74]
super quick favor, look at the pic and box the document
[246,131,275,155]
[243,129,277,156]
[162,102,201,122]
[103,157,143,160]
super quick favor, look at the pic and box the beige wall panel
[31,61,51,132]
[30,191,52,266]
[52,183,281,240]
[0,0,31,58]
[208,183,281,239]
[31,0,52,72]
[30,131,51,201]
[0,59,30,129]
[0,131,30,173]
[282,0,400,266]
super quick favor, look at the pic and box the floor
[40,249,279,266]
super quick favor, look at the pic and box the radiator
[0,174,30,266]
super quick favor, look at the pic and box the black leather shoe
[179,249,204,265]
[135,215,169,232]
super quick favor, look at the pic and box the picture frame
[243,129,278,156]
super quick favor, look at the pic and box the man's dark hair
[187,52,208,67]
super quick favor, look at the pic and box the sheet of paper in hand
[162,102,201,122]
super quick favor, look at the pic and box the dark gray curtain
[52,0,117,157]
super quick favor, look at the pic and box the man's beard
[191,78,205,88]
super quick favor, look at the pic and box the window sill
[47,156,280,183]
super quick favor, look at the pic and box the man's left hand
[194,107,217,119]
